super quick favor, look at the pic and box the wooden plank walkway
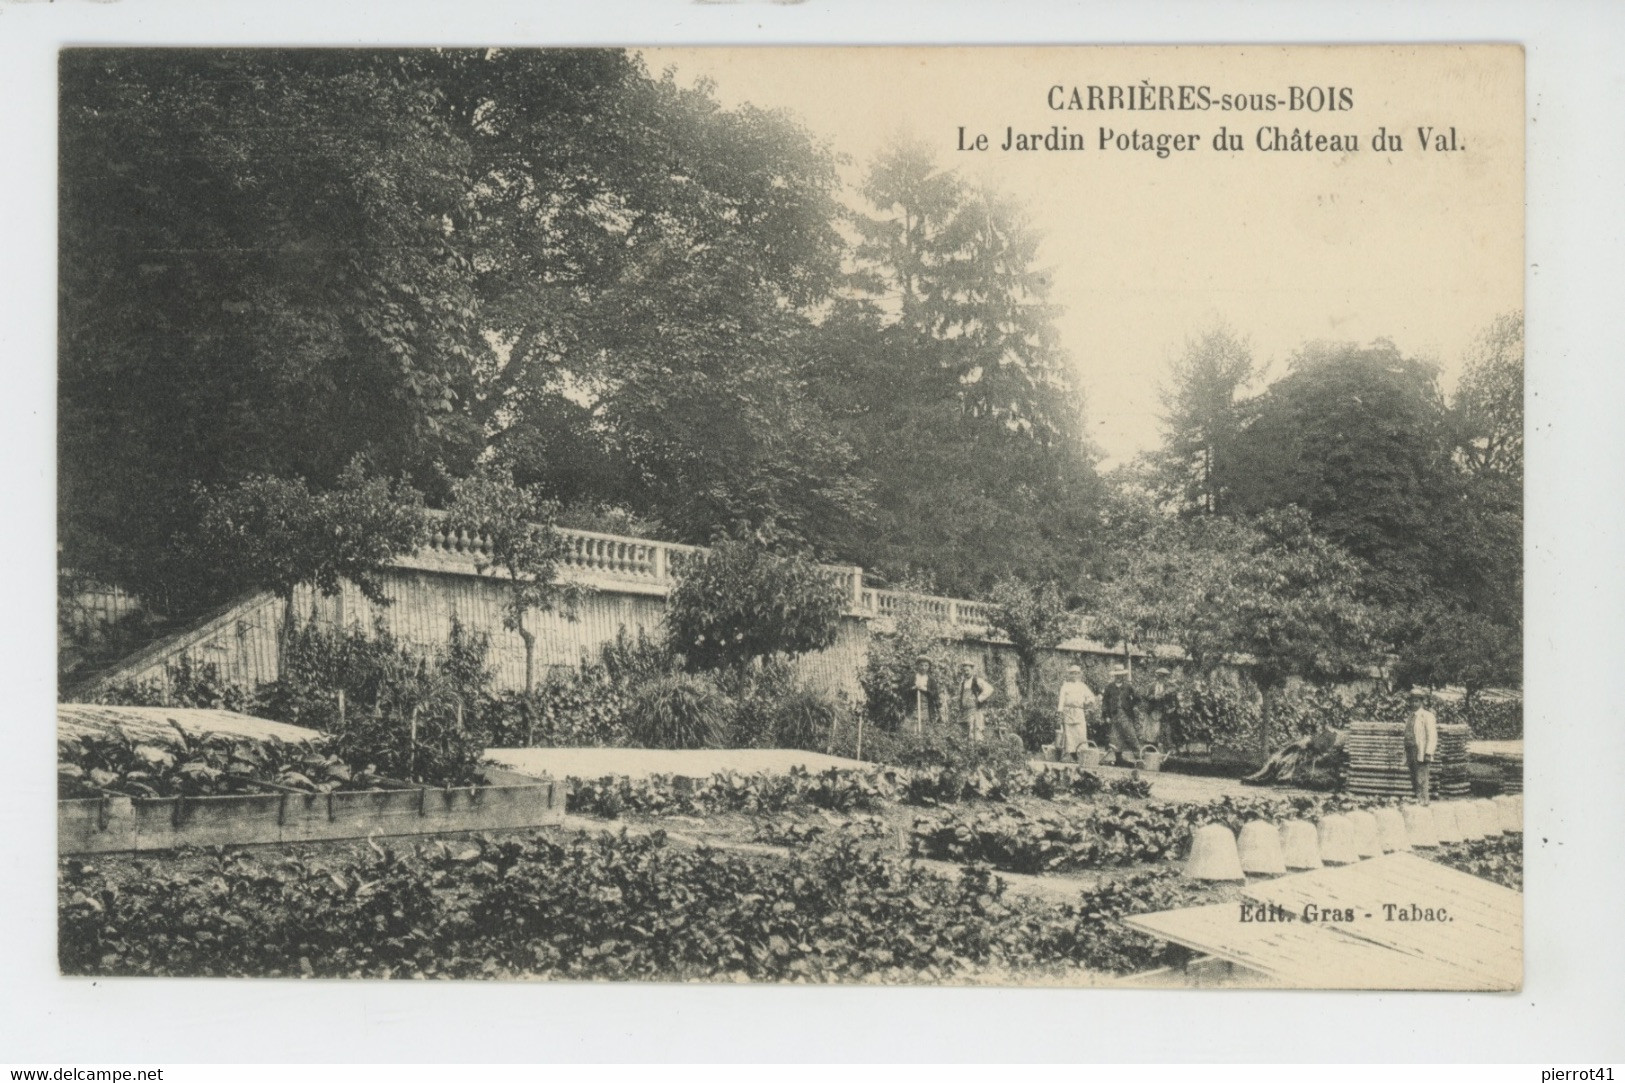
[1123,852,1521,990]
[1243,852,1521,988]
[1124,904,1479,990]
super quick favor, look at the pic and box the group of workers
[907,655,996,739]
[1056,663,1173,763]
[907,652,1444,800]
[908,653,1172,762]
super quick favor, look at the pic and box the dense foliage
[1134,329,1522,697]
[60,49,877,623]
[565,767,893,820]
[564,759,1151,822]
[59,831,1219,980]
[254,620,486,785]
[58,729,388,800]
[189,462,427,613]
[622,673,730,750]
[665,540,848,674]
[1436,694,1522,740]
[808,137,1107,595]
[1433,833,1523,891]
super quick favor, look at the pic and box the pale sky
[641,45,1525,467]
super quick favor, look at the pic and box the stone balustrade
[416,510,993,631]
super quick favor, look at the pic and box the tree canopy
[59,48,877,614]
[804,137,1105,595]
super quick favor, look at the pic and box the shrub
[765,688,844,752]
[665,539,847,674]
[598,626,679,686]
[1437,694,1522,739]
[1157,672,1258,749]
[989,702,1060,753]
[255,619,487,786]
[624,673,728,749]
[475,667,632,749]
[712,657,796,749]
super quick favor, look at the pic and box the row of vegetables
[561,763,1153,820]
[57,728,396,800]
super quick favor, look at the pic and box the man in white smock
[1056,663,1096,759]
[1404,687,1439,805]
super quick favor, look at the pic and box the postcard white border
[2,0,1621,1064]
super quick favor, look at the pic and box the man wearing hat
[1404,687,1439,804]
[1145,666,1175,748]
[955,661,995,742]
[1055,663,1097,759]
[1102,665,1141,763]
[908,654,943,736]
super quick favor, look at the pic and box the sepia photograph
[52,43,1528,993]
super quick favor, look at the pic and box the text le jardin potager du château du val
[955,83,1465,160]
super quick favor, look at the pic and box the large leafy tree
[1092,508,1380,755]
[60,50,484,613]
[60,48,871,621]
[1454,311,1524,484]
[1224,340,1459,608]
[442,56,867,553]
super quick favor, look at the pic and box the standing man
[956,661,995,742]
[1056,663,1097,759]
[909,655,942,736]
[1404,687,1439,805]
[1102,665,1141,763]
[1145,666,1175,747]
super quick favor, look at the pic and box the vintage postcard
[56,44,1523,989]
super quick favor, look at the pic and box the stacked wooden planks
[1344,721,1472,799]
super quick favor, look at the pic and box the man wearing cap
[908,655,943,736]
[1102,666,1141,763]
[1404,688,1439,805]
[955,661,995,742]
[1056,663,1097,759]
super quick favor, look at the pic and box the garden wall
[74,521,1145,706]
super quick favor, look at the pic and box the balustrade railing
[417,510,994,629]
